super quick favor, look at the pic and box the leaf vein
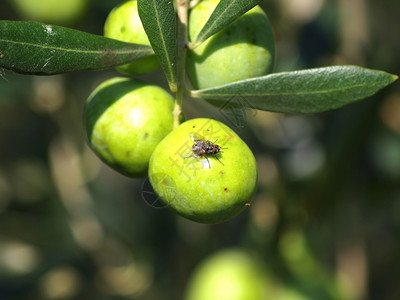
[197,0,234,42]
[0,38,150,55]
[151,0,173,81]
[196,79,388,98]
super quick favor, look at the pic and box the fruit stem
[187,41,200,50]
[189,0,201,9]
[174,0,189,128]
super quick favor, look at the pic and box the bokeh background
[0,0,399,299]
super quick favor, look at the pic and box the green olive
[84,77,174,177]
[104,0,159,75]
[148,118,257,223]
[11,0,88,24]
[184,249,266,300]
[187,0,275,89]
[185,248,313,300]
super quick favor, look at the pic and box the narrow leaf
[190,66,398,114]
[0,21,154,75]
[192,0,261,46]
[138,0,177,92]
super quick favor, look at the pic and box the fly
[184,133,226,167]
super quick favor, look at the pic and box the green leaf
[190,66,398,114]
[192,0,261,46]
[138,0,177,92]
[0,21,154,75]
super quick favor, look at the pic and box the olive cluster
[84,0,275,223]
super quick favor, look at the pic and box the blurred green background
[0,0,399,299]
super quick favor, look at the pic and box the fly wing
[189,132,205,142]
[181,133,203,159]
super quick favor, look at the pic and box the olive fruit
[186,0,275,89]
[185,248,313,300]
[84,77,174,177]
[148,118,257,223]
[12,0,88,24]
[104,0,159,75]
[184,249,266,300]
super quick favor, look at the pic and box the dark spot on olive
[224,187,229,192]
[220,171,224,175]
[120,26,126,33]
[126,151,131,156]
[144,132,149,138]
[192,126,196,128]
